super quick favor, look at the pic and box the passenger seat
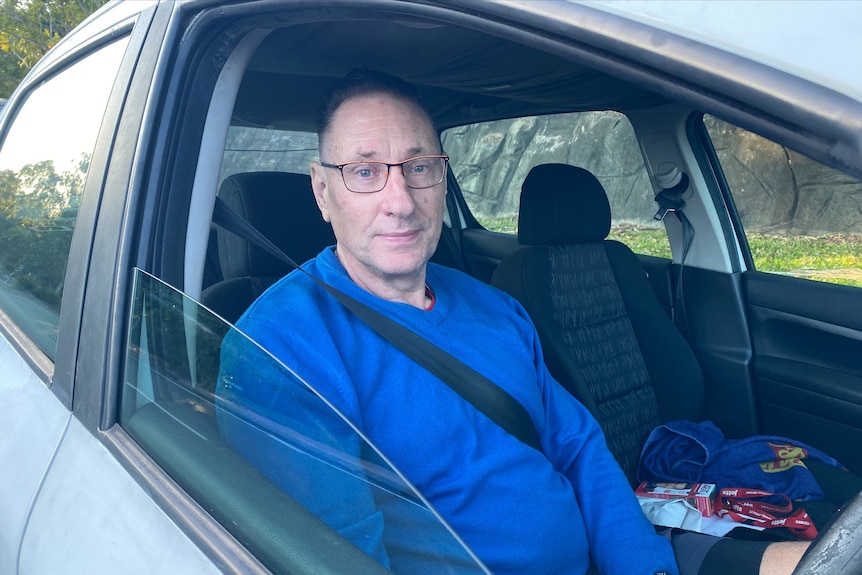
[491,163,704,483]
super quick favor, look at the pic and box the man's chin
[372,251,432,279]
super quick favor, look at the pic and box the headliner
[231,17,668,132]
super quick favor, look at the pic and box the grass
[477,216,862,288]
[747,233,862,287]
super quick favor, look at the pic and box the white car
[1,1,860,573]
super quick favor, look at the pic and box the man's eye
[408,162,429,174]
[347,164,380,178]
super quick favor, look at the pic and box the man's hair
[316,68,430,146]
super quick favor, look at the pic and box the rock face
[441,113,862,235]
[441,113,656,224]
[705,117,862,234]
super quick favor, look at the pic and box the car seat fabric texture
[639,419,844,501]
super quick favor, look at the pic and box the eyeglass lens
[342,156,446,193]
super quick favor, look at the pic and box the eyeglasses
[319,154,449,193]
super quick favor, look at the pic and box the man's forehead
[325,94,438,156]
[336,94,431,124]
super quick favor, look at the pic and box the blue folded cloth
[638,420,843,501]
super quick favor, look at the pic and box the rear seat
[202,171,336,324]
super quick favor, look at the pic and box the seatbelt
[212,197,543,452]
[653,170,695,339]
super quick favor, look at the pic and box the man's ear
[309,162,331,223]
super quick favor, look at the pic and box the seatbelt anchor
[653,163,689,221]
[653,206,674,222]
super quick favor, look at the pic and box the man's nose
[380,165,416,213]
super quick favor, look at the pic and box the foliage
[479,215,517,234]
[607,226,672,259]
[0,156,86,309]
[0,47,20,98]
[0,0,108,97]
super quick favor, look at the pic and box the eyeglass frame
[318,154,449,193]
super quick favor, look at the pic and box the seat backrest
[491,163,704,483]
[202,171,336,323]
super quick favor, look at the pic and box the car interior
[116,3,862,573]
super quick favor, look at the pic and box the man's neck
[335,248,430,310]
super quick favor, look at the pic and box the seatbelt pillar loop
[653,172,689,222]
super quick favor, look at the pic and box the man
[219,69,808,575]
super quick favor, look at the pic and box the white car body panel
[19,414,221,574]
[0,330,220,574]
[0,334,69,574]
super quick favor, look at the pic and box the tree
[0,0,108,98]
[0,47,20,97]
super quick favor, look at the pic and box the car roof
[233,10,670,132]
[582,0,862,105]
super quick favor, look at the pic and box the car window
[0,37,129,359]
[221,125,318,184]
[703,115,862,287]
[120,269,487,575]
[442,111,671,258]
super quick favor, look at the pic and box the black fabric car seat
[201,171,336,324]
[491,163,705,484]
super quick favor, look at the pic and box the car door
[54,2,489,573]
[695,115,862,476]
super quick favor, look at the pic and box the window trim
[688,112,750,274]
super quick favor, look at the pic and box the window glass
[0,37,129,358]
[442,112,670,258]
[704,115,862,287]
[220,125,318,184]
[120,270,486,574]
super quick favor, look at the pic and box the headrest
[216,171,335,279]
[518,164,611,245]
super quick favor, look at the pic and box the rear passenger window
[442,111,671,258]
[0,37,129,358]
[704,115,862,287]
[221,125,318,183]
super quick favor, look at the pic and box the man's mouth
[378,229,421,243]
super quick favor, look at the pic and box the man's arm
[529,330,678,575]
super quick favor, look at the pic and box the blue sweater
[218,247,678,575]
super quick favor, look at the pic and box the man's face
[310,94,446,290]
